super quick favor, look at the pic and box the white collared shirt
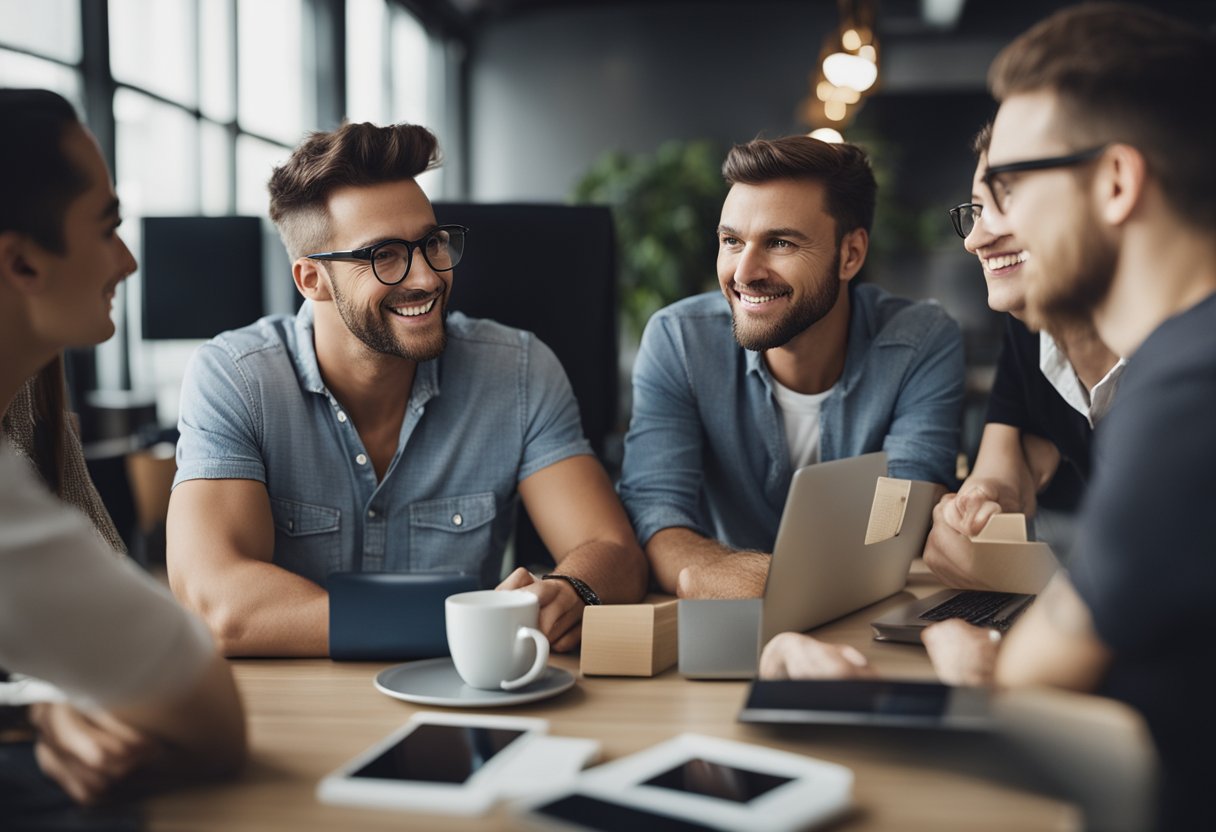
[1039,331,1127,428]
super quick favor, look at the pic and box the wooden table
[145,567,1080,831]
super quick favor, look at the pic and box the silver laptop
[679,452,937,678]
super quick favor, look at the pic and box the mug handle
[501,626,549,691]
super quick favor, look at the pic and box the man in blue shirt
[167,122,646,657]
[619,137,964,599]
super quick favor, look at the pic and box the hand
[674,552,769,599]
[950,477,1017,537]
[758,632,877,680]
[922,619,1001,687]
[497,567,584,652]
[29,701,161,805]
[923,494,995,590]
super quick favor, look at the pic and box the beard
[1022,210,1118,334]
[730,250,842,351]
[329,276,448,363]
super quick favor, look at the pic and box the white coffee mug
[445,590,550,691]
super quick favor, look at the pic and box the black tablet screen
[351,724,524,784]
[643,759,791,803]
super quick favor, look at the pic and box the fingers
[922,619,1000,687]
[531,581,584,648]
[551,624,582,654]
[29,703,154,806]
[496,567,536,590]
[758,633,876,680]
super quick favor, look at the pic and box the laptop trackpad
[678,599,763,679]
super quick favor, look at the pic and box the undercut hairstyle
[722,136,877,241]
[268,122,442,260]
[989,2,1215,230]
[0,89,88,254]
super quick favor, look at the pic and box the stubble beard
[730,251,842,351]
[1022,212,1118,335]
[330,277,448,363]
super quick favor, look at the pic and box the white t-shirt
[0,441,213,709]
[771,379,837,471]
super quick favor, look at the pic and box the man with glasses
[167,122,646,657]
[760,6,1214,827]
[925,125,1123,589]
[619,136,964,599]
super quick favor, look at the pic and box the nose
[402,248,445,292]
[118,235,137,281]
[731,242,768,286]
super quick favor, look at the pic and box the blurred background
[3,0,1213,555]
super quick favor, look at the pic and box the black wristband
[542,573,602,606]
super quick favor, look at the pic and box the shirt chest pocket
[409,492,497,578]
[270,497,343,583]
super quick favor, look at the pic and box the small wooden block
[580,597,678,677]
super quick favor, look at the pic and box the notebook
[678,452,937,679]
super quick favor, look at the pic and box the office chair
[434,203,619,571]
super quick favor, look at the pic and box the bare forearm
[646,528,769,598]
[995,575,1111,691]
[171,559,328,656]
[550,539,648,604]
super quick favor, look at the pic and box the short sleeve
[517,335,593,481]
[985,317,1034,430]
[174,342,267,487]
[0,444,214,709]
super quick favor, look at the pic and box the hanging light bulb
[822,50,877,92]
[809,128,844,143]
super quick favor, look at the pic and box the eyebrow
[351,224,439,251]
[716,225,812,242]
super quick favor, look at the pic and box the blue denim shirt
[173,301,592,588]
[619,283,964,552]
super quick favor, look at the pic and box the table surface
[145,567,1079,831]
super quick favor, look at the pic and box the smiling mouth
[387,297,438,318]
[984,251,1029,272]
[734,287,792,306]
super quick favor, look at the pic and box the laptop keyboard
[918,591,1033,631]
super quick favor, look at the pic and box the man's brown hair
[722,136,876,241]
[989,2,1215,230]
[268,122,441,260]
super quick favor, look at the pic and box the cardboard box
[580,597,678,677]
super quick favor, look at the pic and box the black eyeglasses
[948,203,983,239]
[305,224,468,286]
[982,145,1108,213]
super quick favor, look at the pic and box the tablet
[739,679,992,730]
[514,734,852,832]
[316,712,547,815]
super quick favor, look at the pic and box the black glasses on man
[982,145,1108,214]
[305,224,468,286]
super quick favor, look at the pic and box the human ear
[0,232,46,295]
[1095,144,1146,228]
[838,227,869,282]
[292,258,333,302]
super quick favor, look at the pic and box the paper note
[865,477,911,544]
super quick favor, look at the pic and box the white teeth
[739,293,785,305]
[985,251,1028,271]
[391,298,436,317]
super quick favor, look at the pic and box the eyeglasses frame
[948,202,983,239]
[982,145,1108,213]
[304,223,469,286]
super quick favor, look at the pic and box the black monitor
[141,216,265,340]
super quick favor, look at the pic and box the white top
[0,441,213,709]
[771,379,837,470]
[1039,332,1126,428]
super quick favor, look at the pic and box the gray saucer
[374,658,576,708]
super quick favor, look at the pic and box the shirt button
[452,513,463,527]
[368,509,376,518]
[355,453,368,466]
[337,411,347,423]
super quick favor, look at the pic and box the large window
[2,0,459,425]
